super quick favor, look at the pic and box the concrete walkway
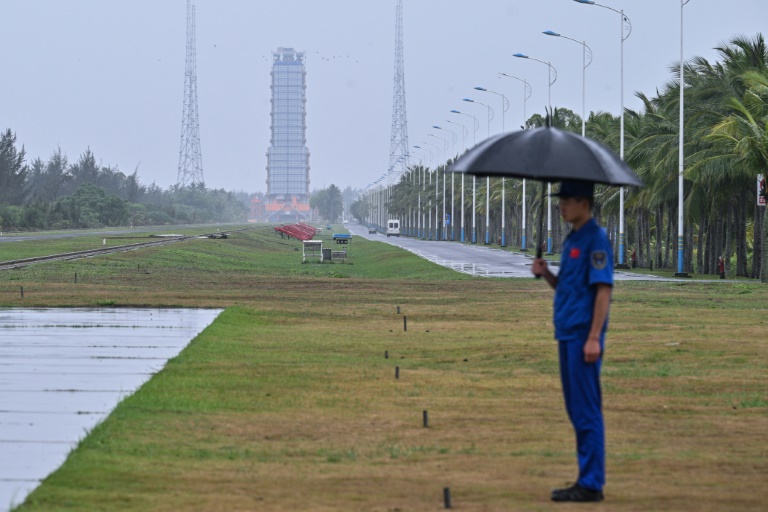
[0,308,222,511]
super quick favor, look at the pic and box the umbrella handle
[534,246,542,279]
[535,181,546,279]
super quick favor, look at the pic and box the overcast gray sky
[2,0,766,193]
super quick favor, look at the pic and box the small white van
[386,219,400,237]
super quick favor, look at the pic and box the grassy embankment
[2,224,767,511]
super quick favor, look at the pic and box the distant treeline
[0,129,249,230]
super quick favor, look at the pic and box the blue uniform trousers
[558,339,605,492]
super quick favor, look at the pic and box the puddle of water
[0,308,222,512]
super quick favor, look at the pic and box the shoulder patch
[591,250,608,270]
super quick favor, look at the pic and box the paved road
[347,224,674,281]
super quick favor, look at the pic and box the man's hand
[531,258,548,278]
[532,258,558,289]
[584,336,602,363]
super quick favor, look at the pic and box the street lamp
[573,0,632,267]
[412,146,429,238]
[514,52,557,254]
[542,30,593,137]
[676,0,692,276]
[463,97,495,244]
[450,110,478,146]
[462,98,494,138]
[430,132,450,241]
[451,109,479,243]
[446,119,468,241]
[445,119,467,151]
[474,86,509,132]
[475,86,511,245]
[413,145,429,238]
[434,125,459,240]
[499,72,533,251]
[422,139,441,241]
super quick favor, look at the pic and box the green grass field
[3,225,767,511]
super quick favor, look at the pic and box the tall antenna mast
[177,0,203,187]
[388,0,409,178]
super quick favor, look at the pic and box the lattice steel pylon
[177,0,204,187]
[388,0,409,179]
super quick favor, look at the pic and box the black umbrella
[449,126,644,187]
[448,125,645,262]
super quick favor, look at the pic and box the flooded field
[0,308,222,512]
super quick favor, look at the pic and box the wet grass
[3,226,767,511]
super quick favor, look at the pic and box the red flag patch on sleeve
[569,247,581,259]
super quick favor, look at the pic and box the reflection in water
[0,308,222,511]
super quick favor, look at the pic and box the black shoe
[551,483,604,502]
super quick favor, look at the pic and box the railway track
[0,227,258,271]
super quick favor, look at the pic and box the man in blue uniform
[532,180,613,503]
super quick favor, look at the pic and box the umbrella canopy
[449,126,645,188]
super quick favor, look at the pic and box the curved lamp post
[542,30,593,137]
[446,118,468,241]
[413,145,430,238]
[429,132,450,241]
[675,0,693,276]
[422,139,441,241]
[573,0,632,267]
[475,86,511,245]
[514,52,557,254]
[412,146,429,237]
[434,125,459,240]
[463,98,495,244]
[499,72,533,251]
[451,109,479,243]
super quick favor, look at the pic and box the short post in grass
[423,410,429,428]
[20,286,24,299]
[443,487,452,509]
[74,272,77,283]
[385,350,389,359]
[395,366,400,379]
[397,305,401,314]
[403,316,407,331]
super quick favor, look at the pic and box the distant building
[264,47,312,223]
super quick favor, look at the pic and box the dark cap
[551,180,594,199]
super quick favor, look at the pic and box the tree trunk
[704,215,712,274]
[630,208,645,267]
[738,199,748,277]
[656,205,664,269]
[724,204,733,276]
[687,225,695,274]
[762,204,768,283]
[634,208,642,267]
[697,209,706,273]
[716,216,723,274]
[753,204,763,278]
[664,205,674,269]
[646,210,652,268]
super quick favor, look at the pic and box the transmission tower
[388,0,409,178]
[177,0,203,187]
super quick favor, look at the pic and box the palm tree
[708,70,768,281]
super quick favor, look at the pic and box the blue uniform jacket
[554,218,614,342]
